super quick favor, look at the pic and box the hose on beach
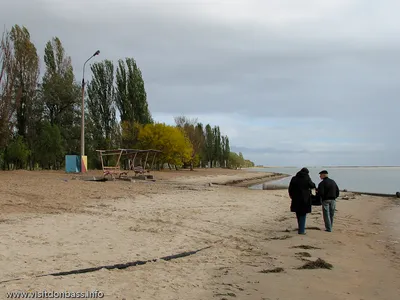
[0,246,212,284]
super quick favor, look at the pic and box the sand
[0,169,399,299]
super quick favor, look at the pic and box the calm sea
[249,167,400,194]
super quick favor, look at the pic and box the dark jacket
[317,177,339,201]
[288,168,316,214]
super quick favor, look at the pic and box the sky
[1,0,400,166]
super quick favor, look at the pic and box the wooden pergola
[96,149,162,179]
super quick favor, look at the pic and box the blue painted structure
[65,155,81,173]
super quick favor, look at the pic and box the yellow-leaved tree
[137,123,193,168]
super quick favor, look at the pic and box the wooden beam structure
[96,149,162,179]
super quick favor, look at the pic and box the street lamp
[80,50,100,171]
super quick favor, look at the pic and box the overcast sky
[2,0,400,166]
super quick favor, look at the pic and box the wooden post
[132,152,138,169]
[99,151,105,174]
[150,152,157,171]
[144,152,150,170]
[116,150,123,169]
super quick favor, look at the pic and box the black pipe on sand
[347,190,400,198]
[0,246,211,284]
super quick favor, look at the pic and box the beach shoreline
[0,169,399,299]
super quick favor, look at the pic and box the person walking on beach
[316,170,340,232]
[288,167,316,235]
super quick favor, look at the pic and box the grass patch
[259,267,285,273]
[295,252,311,258]
[291,245,321,250]
[297,258,333,270]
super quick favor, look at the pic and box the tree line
[0,24,255,170]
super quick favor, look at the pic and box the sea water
[249,166,400,243]
[249,167,400,194]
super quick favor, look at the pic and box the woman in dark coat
[288,167,316,234]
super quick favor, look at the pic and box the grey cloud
[246,150,399,167]
[231,144,381,156]
[231,146,309,155]
[2,0,400,165]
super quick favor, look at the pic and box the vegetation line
[0,25,255,171]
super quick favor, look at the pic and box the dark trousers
[322,199,336,232]
[296,212,307,234]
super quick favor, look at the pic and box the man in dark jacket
[316,170,340,232]
[288,167,316,234]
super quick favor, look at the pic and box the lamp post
[80,50,100,170]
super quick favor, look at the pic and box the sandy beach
[0,169,399,299]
